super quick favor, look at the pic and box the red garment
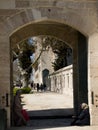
[21,109,30,121]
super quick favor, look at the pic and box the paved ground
[22,91,73,117]
[7,91,98,130]
[7,126,98,130]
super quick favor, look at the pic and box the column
[0,35,10,127]
[88,32,98,125]
[78,32,88,105]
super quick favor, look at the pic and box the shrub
[13,87,31,95]
[13,87,20,96]
[21,87,31,94]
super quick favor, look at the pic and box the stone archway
[0,1,98,126]
[10,20,88,124]
[1,17,88,128]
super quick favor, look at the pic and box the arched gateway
[0,0,98,128]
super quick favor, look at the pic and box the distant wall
[49,65,73,97]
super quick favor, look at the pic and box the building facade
[33,37,55,89]
[49,65,73,95]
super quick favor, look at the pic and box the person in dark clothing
[36,83,39,92]
[31,82,33,88]
[43,83,47,91]
[40,83,43,91]
[71,103,90,126]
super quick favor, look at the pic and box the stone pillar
[73,44,79,115]
[62,75,65,94]
[0,35,11,127]
[73,33,88,115]
[69,70,73,95]
[65,73,68,94]
[50,76,54,91]
[78,33,88,105]
[88,32,98,125]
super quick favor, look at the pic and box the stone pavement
[7,126,98,130]
[7,92,98,130]
[22,91,74,117]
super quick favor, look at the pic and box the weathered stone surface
[1,0,98,127]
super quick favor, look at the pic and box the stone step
[28,108,74,118]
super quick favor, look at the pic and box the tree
[13,40,35,87]
[13,38,44,87]
[43,36,72,71]
[13,36,72,87]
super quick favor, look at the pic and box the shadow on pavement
[27,108,74,117]
[25,108,73,129]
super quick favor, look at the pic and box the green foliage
[21,87,31,94]
[19,40,35,54]
[18,40,35,71]
[18,51,32,70]
[13,87,31,95]
[52,46,72,71]
[13,40,35,85]
[43,36,72,71]
[13,87,21,96]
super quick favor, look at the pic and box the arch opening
[10,20,88,127]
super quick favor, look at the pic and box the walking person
[14,90,27,126]
[36,83,39,92]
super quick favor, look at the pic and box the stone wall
[0,0,98,126]
[49,65,73,96]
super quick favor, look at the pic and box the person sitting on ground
[71,103,90,126]
[14,90,27,126]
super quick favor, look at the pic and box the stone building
[49,65,73,95]
[33,36,55,89]
[0,0,98,128]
